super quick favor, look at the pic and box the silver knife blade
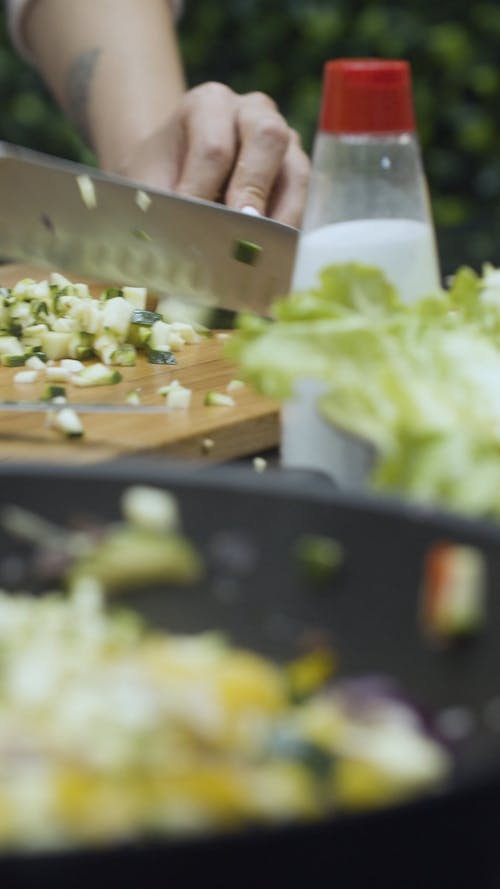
[0,401,172,414]
[0,142,298,318]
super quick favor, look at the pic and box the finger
[266,130,311,226]
[175,82,239,201]
[225,92,291,215]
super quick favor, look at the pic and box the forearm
[23,0,186,173]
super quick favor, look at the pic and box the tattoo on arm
[66,48,101,146]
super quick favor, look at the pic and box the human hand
[120,82,310,227]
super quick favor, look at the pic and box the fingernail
[241,205,263,218]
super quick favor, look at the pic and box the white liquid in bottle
[292,217,440,302]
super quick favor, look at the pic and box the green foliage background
[2,0,500,274]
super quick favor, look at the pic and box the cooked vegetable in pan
[0,486,451,851]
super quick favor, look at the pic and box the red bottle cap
[319,59,415,135]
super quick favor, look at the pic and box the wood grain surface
[0,263,279,465]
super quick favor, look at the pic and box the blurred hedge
[2,0,500,273]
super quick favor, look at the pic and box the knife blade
[0,142,298,319]
[0,401,172,414]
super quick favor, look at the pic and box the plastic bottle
[282,59,440,483]
[291,58,441,301]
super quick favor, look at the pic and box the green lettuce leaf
[230,261,500,519]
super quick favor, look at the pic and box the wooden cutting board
[0,263,279,465]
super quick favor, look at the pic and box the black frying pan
[0,459,499,889]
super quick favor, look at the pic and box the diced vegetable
[419,542,487,640]
[45,366,70,382]
[72,363,122,387]
[121,485,180,532]
[135,189,152,212]
[13,370,38,384]
[0,336,24,356]
[253,456,267,473]
[1,354,25,367]
[166,385,192,409]
[130,309,162,327]
[147,348,176,365]
[25,355,46,371]
[42,384,67,401]
[68,526,202,594]
[100,297,134,340]
[227,379,245,392]
[110,345,136,367]
[158,380,180,396]
[0,273,201,384]
[149,320,173,348]
[41,331,73,360]
[76,174,97,209]
[286,648,337,701]
[170,321,202,344]
[48,407,84,438]
[204,391,235,407]
[132,228,151,241]
[295,534,344,584]
[60,359,84,373]
[0,486,452,851]
[125,388,141,405]
[233,238,262,265]
[101,287,123,301]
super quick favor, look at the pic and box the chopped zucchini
[0,336,24,357]
[68,526,203,594]
[100,297,134,340]
[171,321,202,344]
[42,384,67,401]
[132,228,151,241]
[227,379,245,392]
[60,359,84,373]
[166,386,192,409]
[149,320,172,349]
[49,407,84,438]
[121,485,179,532]
[204,391,235,407]
[13,370,38,384]
[102,287,124,301]
[76,174,97,209]
[110,345,136,367]
[25,348,47,363]
[1,354,25,367]
[253,457,267,473]
[32,300,50,320]
[125,389,141,405]
[135,190,152,212]
[40,331,73,360]
[68,332,94,360]
[0,272,200,378]
[130,309,162,327]
[147,348,176,365]
[45,366,70,383]
[123,286,147,309]
[157,380,180,396]
[128,324,151,348]
[232,238,262,265]
[25,355,47,371]
[49,272,73,289]
[72,363,122,387]
[94,333,119,365]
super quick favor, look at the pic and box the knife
[0,142,298,320]
[0,401,175,414]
